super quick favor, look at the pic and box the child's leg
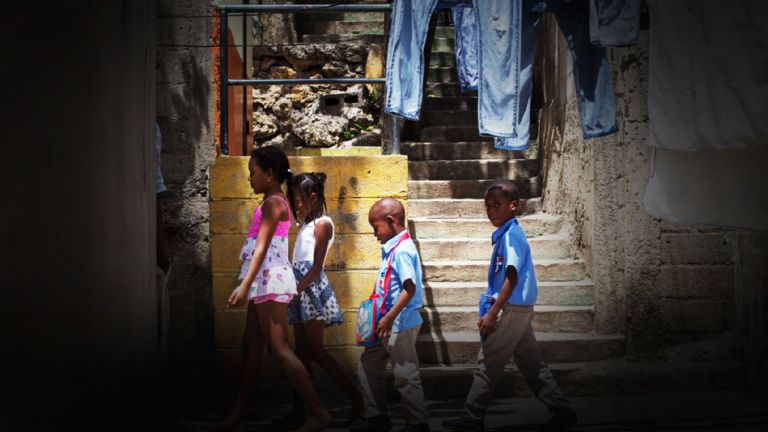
[212,302,265,430]
[513,316,574,415]
[464,305,531,421]
[357,343,390,419]
[303,319,365,417]
[256,301,330,431]
[384,325,429,425]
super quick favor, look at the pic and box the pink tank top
[246,195,292,238]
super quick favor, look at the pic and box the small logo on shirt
[495,255,503,273]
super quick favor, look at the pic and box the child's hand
[377,314,395,340]
[478,313,498,336]
[228,283,249,308]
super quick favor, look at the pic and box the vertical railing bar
[220,8,229,156]
[242,0,249,156]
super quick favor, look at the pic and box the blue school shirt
[374,231,424,332]
[488,218,538,306]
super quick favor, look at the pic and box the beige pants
[465,304,572,420]
[358,325,429,424]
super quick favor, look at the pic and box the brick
[660,300,726,333]
[211,235,246,273]
[327,270,377,308]
[215,309,246,348]
[332,234,382,270]
[659,265,735,299]
[661,233,733,265]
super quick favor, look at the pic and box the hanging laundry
[646,0,768,151]
[384,0,618,152]
[589,0,642,47]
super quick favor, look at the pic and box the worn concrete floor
[160,376,768,432]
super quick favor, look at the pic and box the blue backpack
[355,233,410,347]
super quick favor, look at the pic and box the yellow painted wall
[210,154,407,379]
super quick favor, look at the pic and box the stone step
[298,20,384,35]
[408,159,539,181]
[420,110,477,127]
[435,26,456,38]
[426,82,470,97]
[419,126,491,142]
[419,306,594,333]
[415,235,571,261]
[408,179,541,199]
[430,37,456,53]
[297,12,384,22]
[426,67,459,84]
[409,214,563,239]
[408,198,542,219]
[300,33,385,45]
[402,141,527,161]
[428,52,456,68]
[424,280,595,307]
[423,96,478,111]
[422,258,588,282]
[415,331,624,364]
[392,358,744,398]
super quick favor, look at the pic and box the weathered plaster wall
[210,155,407,379]
[156,0,217,376]
[540,30,766,360]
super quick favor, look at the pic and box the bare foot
[207,415,246,432]
[293,409,332,432]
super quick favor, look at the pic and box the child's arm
[377,279,415,340]
[478,265,518,335]
[296,219,333,293]
[228,198,285,307]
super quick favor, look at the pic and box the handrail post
[219,8,229,156]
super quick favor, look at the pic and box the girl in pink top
[212,146,330,432]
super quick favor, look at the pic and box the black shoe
[350,415,393,432]
[442,416,484,432]
[539,410,578,432]
[398,423,431,432]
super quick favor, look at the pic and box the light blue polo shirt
[374,230,424,332]
[488,218,538,306]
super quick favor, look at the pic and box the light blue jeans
[589,0,642,47]
[384,0,617,150]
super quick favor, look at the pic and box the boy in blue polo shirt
[354,198,430,432]
[444,181,577,432]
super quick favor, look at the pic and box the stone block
[211,235,246,273]
[331,234,381,270]
[659,265,735,299]
[215,309,246,348]
[213,273,244,310]
[335,156,408,199]
[661,233,733,265]
[209,200,258,235]
[660,300,726,333]
[327,270,377,308]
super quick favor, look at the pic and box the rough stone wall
[540,30,767,358]
[156,0,217,376]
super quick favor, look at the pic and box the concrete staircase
[294,0,387,45]
[400,24,629,398]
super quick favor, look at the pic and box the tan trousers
[358,325,429,424]
[465,304,572,420]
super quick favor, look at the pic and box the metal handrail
[217,3,393,156]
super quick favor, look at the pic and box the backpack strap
[373,232,411,316]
